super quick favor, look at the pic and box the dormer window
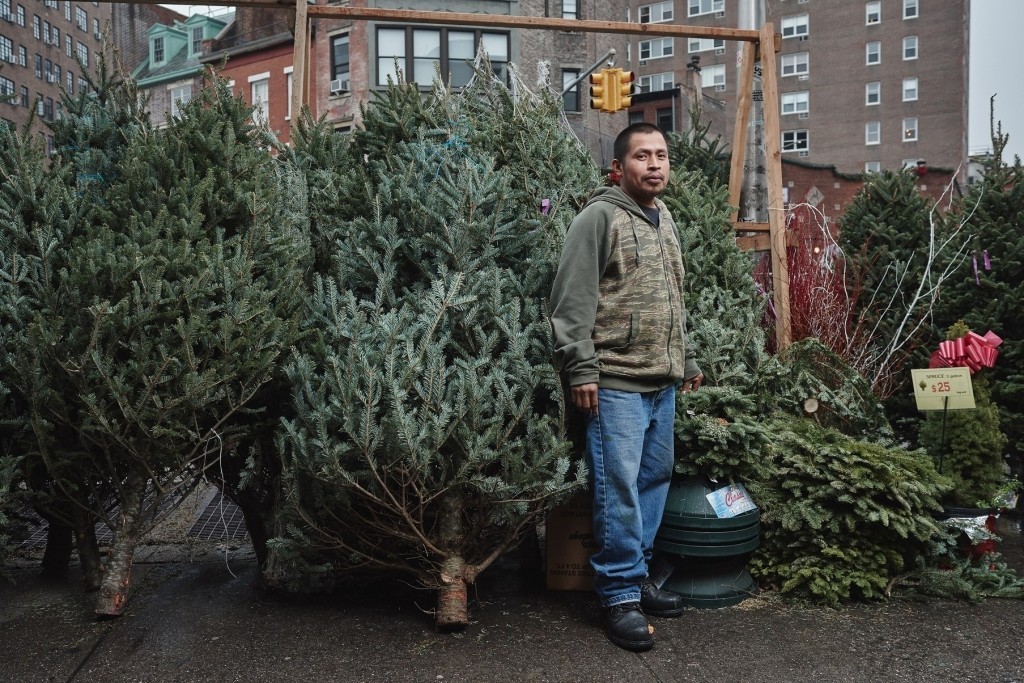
[152,36,164,65]
[191,26,203,55]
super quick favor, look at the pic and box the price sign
[910,367,975,411]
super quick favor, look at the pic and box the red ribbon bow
[928,330,1002,374]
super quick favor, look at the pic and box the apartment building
[628,0,969,180]
[0,0,110,146]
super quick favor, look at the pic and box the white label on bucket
[706,483,757,518]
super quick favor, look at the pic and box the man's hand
[682,373,703,393]
[572,383,599,417]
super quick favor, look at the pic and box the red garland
[928,330,1002,374]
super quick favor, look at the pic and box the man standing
[550,123,703,651]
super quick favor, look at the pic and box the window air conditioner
[94,31,101,40]
[798,35,808,41]
[715,11,725,18]
[330,77,350,94]
[799,150,809,157]
[638,59,648,67]
[715,84,726,92]
[798,112,808,119]
[46,73,56,82]
[715,47,725,55]
[798,74,809,80]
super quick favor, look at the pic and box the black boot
[640,581,684,618]
[604,602,654,651]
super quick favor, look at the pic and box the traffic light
[590,70,610,112]
[617,70,635,110]
[590,68,634,113]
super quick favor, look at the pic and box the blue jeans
[586,385,676,607]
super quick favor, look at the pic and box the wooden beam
[289,0,308,130]
[759,23,791,351]
[732,221,770,233]
[727,41,756,222]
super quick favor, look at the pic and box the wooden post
[727,41,756,221]
[759,24,791,351]
[290,0,309,132]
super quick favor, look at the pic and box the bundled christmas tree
[275,68,592,628]
[1,58,310,615]
[932,107,1024,477]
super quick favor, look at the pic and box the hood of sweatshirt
[582,186,657,223]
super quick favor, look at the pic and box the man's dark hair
[613,123,667,164]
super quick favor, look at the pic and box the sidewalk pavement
[2,514,1023,683]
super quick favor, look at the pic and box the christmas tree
[932,107,1023,477]
[1,58,310,615]
[275,67,592,628]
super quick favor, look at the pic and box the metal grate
[187,494,249,541]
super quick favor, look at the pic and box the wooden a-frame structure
[119,1,792,349]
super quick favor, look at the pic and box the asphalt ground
[1,512,1023,683]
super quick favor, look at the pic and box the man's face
[612,131,670,208]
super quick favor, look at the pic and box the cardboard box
[545,491,597,591]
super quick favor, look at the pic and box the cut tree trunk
[436,555,470,631]
[74,508,103,592]
[38,515,72,579]
[94,473,146,617]
[435,493,469,630]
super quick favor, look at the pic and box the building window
[19,84,28,106]
[65,70,72,93]
[75,7,86,31]
[43,21,50,44]
[152,36,164,65]
[865,81,880,105]
[32,14,38,39]
[18,45,26,67]
[865,121,880,145]
[52,27,59,48]
[688,0,723,17]
[0,36,11,63]
[639,37,673,61]
[75,40,87,67]
[902,76,918,101]
[781,90,809,115]
[637,71,673,93]
[781,14,809,39]
[0,76,13,99]
[561,0,578,20]
[15,3,23,26]
[65,34,71,58]
[903,35,918,60]
[656,107,673,133]
[63,1,69,21]
[561,68,580,111]
[191,26,203,55]
[169,84,191,119]
[628,110,644,125]
[865,161,881,174]
[903,117,918,141]
[376,27,509,89]
[286,70,292,119]
[703,63,725,88]
[903,0,918,19]
[639,1,673,23]
[250,76,269,126]
[781,52,809,77]
[92,18,99,38]
[33,52,40,78]
[782,130,809,152]
[688,37,724,53]
[865,2,881,24]
[866,41,881,64]
[331,33,349,86]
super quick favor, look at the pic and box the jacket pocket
[602,310,639,350]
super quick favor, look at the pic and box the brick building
[132,12,229,128]
[0,0,110,147]
[627,0,969,182]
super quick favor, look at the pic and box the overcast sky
[168,2,1022,162]
[970,0,1024,162]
